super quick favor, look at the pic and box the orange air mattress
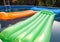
[0,10,37,21]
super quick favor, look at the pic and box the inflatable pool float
[0,10,55,42]
[0,10,36,21]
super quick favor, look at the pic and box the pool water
[0,8,29,12]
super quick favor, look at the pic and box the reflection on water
[51,21,60,42]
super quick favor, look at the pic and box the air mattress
[0,10,36,21]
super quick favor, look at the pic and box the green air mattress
[0,10,55,42]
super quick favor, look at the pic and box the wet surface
[51,21,60,42]
[0,39,2,42]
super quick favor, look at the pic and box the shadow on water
[55,14,60,22]
[0,16,31,31]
